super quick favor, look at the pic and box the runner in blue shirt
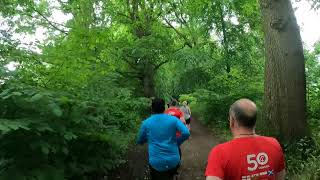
[137,98,190,180]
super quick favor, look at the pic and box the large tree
[103,0,178,97]
[259,0,309,141]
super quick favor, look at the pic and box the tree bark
[259,0,309,141]
[142,62,156,98]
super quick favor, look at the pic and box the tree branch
[155,60,170,70]
[33,8,69,35]
[123,57,140,70]
[116,12,131,20]
[115,69,142,79]
[153,44,186,70]
[57,0,68,5]
[105,47,140,70]
[217,2,231,73]
[173,44,186,53]
[169,2,187,26]
[163,18,193,48]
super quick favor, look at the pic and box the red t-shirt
[165,107,185,137]
[205,136,285,180]
[165,107,184,121]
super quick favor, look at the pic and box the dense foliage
[0,82,148,179]
[0,0,319,179]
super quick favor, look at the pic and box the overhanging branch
[163,18,193,48]
[33,8,69,35]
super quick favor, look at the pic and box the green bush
[285,136,320,179]
[291,155,320,180]
[0,84,148,179]
[186,72,263,129]
[285,116,320,179]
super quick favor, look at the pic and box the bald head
[229,99,257,129]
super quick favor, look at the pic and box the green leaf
[12,92,22,96]
[59,96,69,104]
[40,142,50,155]
[2,94,13,100]
[52,107,62,117]
[62,147,69,155]
[0,88,12,97]
[35,123,54,132]
[30,93,43,102]
[49,103,63,117]
[2,91,22,100]
[0,119,31,134]
[0,123,11,133]
[64,131,77,141]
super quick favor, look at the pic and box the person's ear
[230,116,238,129]
[229,116,234,129]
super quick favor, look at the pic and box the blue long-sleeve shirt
[137,114,190,172]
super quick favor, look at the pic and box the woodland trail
[178,118,222,180]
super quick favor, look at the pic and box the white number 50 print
[247,152,269,171]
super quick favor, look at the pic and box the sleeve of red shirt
[270,137,286,172]
[205,146,224,178]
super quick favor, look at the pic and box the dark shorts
[185,117,191,124]
[149,164,179,180]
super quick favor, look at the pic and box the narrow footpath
[178,118,222,180]
[106,118,224,180]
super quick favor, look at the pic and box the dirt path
[178,118,222,180]
[106,118,223,180]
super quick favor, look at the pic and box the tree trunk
[259,0,308,141]
[218,2,231,73]
[142,62,155,98]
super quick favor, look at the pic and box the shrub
[186,71,263,129]
[0,84,148,179]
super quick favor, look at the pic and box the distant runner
[205,99,285,180]
[165,99,185,124]
[180,101,192,131]
[165,99,187,160]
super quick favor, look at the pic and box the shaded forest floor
[107,118,223,180]
[178,118,222,180]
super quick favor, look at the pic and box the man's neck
[233,128,256,139]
